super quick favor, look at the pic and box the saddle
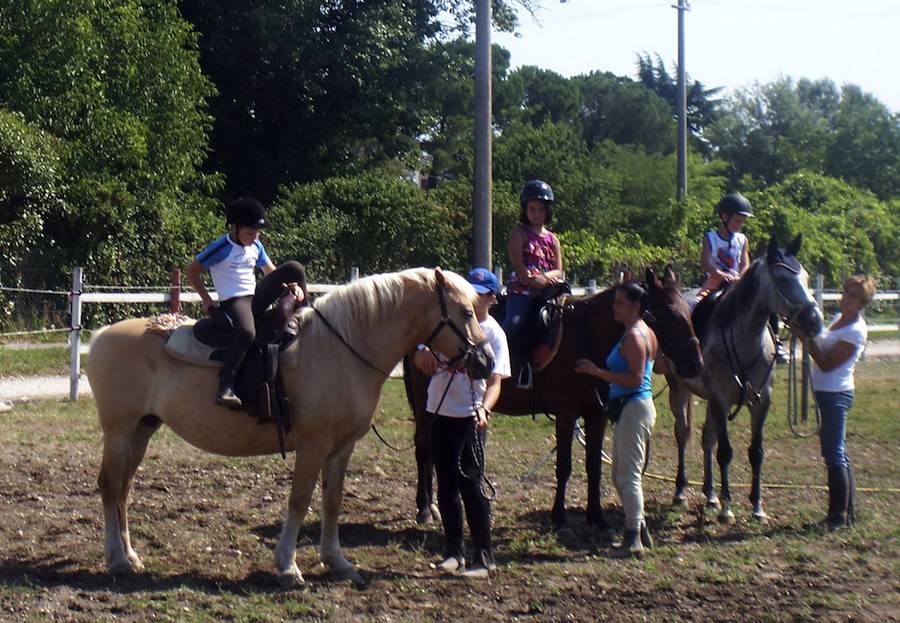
[496,282,571,388]
[691,282,730,345]
[163,290,304,454]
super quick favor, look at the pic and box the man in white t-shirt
[414,267,510,579]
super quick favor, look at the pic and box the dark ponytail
[616,282,652,321]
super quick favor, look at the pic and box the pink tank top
[509,227,559,294]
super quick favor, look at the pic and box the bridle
[770,261,818,330]
[313,278,484,377]
[421,280,487,370]
[720,258,816,420]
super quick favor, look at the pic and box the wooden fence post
[169,268,181,313]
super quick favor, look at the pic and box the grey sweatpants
[612,397,657,531]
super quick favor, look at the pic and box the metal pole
[473,0,492,267]
[675,0,689,200]
[350,267,359,282]
[69,267,83,401]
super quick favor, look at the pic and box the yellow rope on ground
[599,452,900,493]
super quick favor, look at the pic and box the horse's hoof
[108,558,137,577]
[718,509,736,525]
[278,565,305,589]
[429,503,442,524]
[415,509,433,525]
[672,492,687,507]
[335,567,367,588]
[752,510,769,523]
[705,497,721,511]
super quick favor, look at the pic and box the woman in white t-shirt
[795,274,876,530]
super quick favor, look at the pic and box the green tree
[573,71,675,153]
[0,0,221,292]
[825,85,900,200]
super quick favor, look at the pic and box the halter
[421,280,487,370]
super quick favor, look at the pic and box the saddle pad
[164,324,225,367]
[164,322,303,369]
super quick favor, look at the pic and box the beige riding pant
[612,397,657,531]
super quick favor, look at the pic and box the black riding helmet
[226,197,268,229]
[715,192,753,218]
[519,179,555,225]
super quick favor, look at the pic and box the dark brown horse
[404,266,704,532]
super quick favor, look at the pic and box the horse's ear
[767,236,779,264]
[787,233,802,256]
[434,267,446,287]
[664,263,679,286]
[645,267,658,290]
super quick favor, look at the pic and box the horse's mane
[710,258,765,330]
[305,267,476,335]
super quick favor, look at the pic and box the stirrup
[516,363,533,389]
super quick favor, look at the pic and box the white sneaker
[435,556,465,573]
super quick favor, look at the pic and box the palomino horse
[667,236,823,522]
[405,266,704,532]
[87,268,493,587]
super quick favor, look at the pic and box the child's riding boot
[216,372,242,409]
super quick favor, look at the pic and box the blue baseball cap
[467,267,500,295]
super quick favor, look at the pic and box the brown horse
[87,268,493,588]
[405,266,704,532]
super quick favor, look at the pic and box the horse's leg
[320,441,364,584]
[551,414,576,531]
[701,403,719,511]
[414,412,435,524]
[98,415,160,575]
[584,413,612,534]
[274,445,328,588]
[670,379,693,505]
[713,404,736,524]
[748,391,771,521]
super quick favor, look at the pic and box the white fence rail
[2,266,897,401]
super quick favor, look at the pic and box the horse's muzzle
[466,340,494,380]
[794,304,824,338]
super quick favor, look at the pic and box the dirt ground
[0,371,898,622]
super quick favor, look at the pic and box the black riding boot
[826,466,849,530]
[846,463,857,525]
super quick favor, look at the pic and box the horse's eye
[464,309,475,319]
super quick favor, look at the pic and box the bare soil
[0,371,897,622]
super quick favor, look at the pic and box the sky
[493,0,900,113]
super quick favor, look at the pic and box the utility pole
[674,0,689,200]
[473,0,492,268]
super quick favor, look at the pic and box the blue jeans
[503,293,534,347]
[815,390,854,468]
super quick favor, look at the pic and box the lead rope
[459,377,497,502]
[786,333,822,438]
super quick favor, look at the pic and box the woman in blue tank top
[575,282,662,559]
